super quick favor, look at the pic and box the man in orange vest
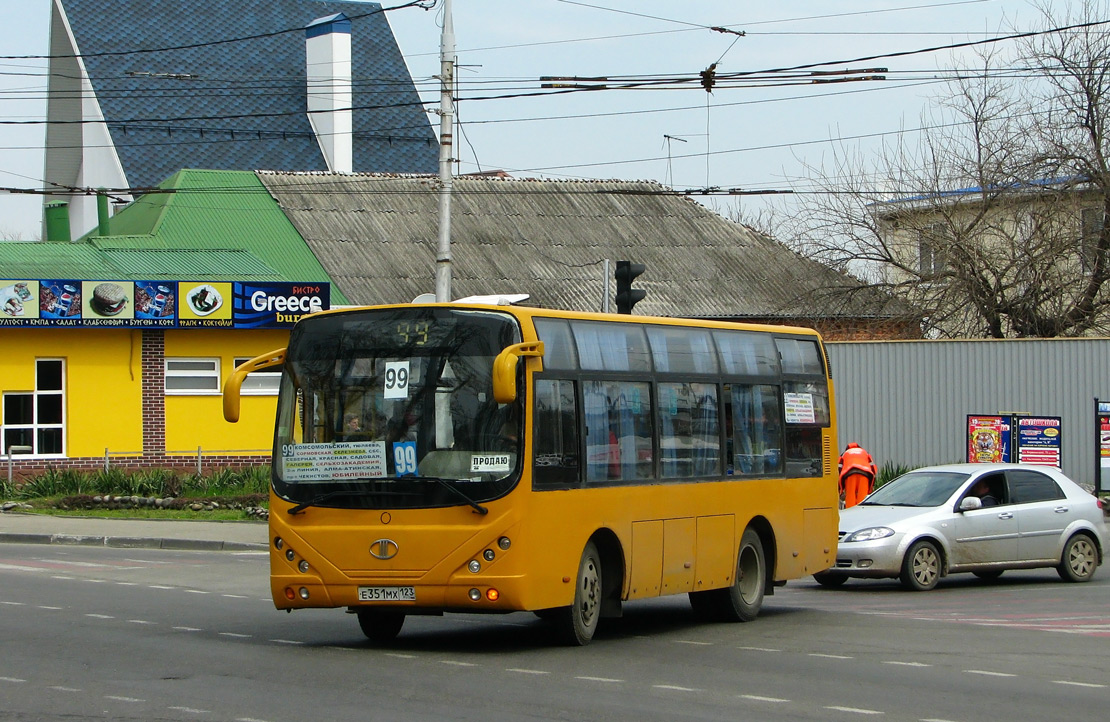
[838,442,877,508]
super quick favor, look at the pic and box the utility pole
[434,0,455,302]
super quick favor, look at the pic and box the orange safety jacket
[837,443,876,494]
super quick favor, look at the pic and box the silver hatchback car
[814,463,1107,591]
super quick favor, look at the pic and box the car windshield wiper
[287,486,415,515]
[409,476,489,515]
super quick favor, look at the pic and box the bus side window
[584,380,654,483]
[533,379,580,487]
[726,383,782,476]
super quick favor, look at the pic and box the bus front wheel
[555,541,603,646]
[356,609,405,643]
[690,528,766,622]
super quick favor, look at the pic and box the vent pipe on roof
[96,191,110,237]
[305,14,353,173]
[44,200,71,243]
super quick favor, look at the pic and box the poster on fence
[967,415,1009,463]
[1015,416,1062,467]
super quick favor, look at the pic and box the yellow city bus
[224,303,839,645]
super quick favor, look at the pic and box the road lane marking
[738,646,781,652]
[384,653,416,659]
[168,706,211,714]
[50,686,81,692]
[219,632,251,638]
[185,589,210,594]
[575,676,623,683]
[675,640,713,646]
[149,585,174,590]
[1053,680,1105,688]
[740,694,789,703]
[0,601,25,605]
[825,705,884,715]
[222,594,248,599]
[965,670,1016,677]
[439,660,477,667]
[506,668,550,675]
[0,677,26,683]
[811,653,852,659]
[105,695,144,703]
[269,639,304,645]
[86,613,114,619]
[173,626,202,632]
[884,661,930,667]
[654,684,701,692]
[38,605,63,610]
[127,619,156,625]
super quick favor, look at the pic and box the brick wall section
[141,330,166,454]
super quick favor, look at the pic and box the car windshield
[861,470,971,508]
[271,307,523,511]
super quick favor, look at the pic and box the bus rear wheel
[356,609,405,642]
[689,528,766,622]
[555,541,602,646]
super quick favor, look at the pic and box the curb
[0,532,266,552]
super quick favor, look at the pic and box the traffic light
[614,260,646,314]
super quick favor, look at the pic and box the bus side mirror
[223,348,287,423]
[491,341,544,404]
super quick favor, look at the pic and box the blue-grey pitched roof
[57,0,437,189]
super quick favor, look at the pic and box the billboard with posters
[967,415,1009,463]
[0,280,328,330]
[1015,416,1062,466]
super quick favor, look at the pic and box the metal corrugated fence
[826,338,1110,486]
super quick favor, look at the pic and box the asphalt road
[1,544,1108,722]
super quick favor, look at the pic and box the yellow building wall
[163,329,289,455]
[0,329,144,457]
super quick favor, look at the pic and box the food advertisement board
[0,280,328,329]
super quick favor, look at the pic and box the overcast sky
[0,0,1046,239]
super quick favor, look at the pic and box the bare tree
[783,0,1110,338]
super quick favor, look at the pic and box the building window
[165,358,220,395]
[234,357,281,396]
[918,224,947,276]
[2,359,65,456]
[1081,207,1104,273]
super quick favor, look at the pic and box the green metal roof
[0,169,348,302]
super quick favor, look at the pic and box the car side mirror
[959,496,982,512]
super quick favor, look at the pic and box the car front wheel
[1057,533,1098,583]
[900,540,941,591]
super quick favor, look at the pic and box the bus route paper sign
[784,393,816,423]
[281,441,387,481]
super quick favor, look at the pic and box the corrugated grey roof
[258,173,908,320]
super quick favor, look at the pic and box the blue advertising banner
[1015,416,1062,467]
[0,279,329,329]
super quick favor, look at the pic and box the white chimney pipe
[305,14,353,173]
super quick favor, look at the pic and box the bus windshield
[273,307,523,511]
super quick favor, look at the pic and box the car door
[1004,469,1069,563]
[949,472,1020,566]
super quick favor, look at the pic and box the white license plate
[358,586,415,602]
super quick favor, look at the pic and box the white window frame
[1,358,66,457]
[234,356,281,396]
[164,357,221,395]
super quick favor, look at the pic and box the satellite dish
[411,293,436,303]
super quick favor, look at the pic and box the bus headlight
[498,536,511,550]
[483,549,496,562]
[298,560,310,573]
[468,560,481,573]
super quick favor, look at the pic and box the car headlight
[844,527,895,542]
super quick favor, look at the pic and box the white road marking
[0,564,47,572]
[439,660,477,667]
[83,579,107,583]
[50,686,81,693]
[965,670,1015,677]
[219,632,251,638]
[168,706,211,714]
[384,652,416,659]
[738,646,781,652]
[128,619,156,625]
[506,668,550,675]
[222,594,248,599]
[811,653,852,659]
[884,661,930,667]
[105,695,144,703]
[85,613,114,619]
[575,676,623,683]
[825,705,884,715]
[149,585,174,590]
[38,605,62,610]
[0,677,26,683]
[185,589,210,594]
[654,684,701,692]
[674,640,713,646]
[740,694,789,703]
[1052,680,1105,688]
[173,626,202,632]
[0,601,25,605]
[269,639,304,645]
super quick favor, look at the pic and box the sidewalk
[0,512,268,551]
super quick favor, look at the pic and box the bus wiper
[412,476,489,515]
[287,487,414,515]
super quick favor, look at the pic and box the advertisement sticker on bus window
[784,392,816,424]
[384,360,410,399]
[280,441,387,481]
[393,441,418,477]
[471,454,511,473]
